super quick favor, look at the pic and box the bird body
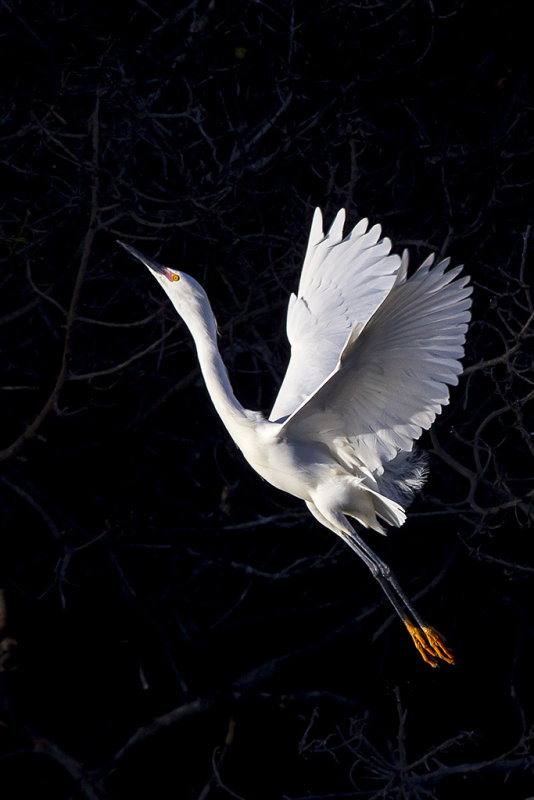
[120,207,472,667]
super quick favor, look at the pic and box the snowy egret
[120,208,471,666]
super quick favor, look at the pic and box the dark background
[1,1,533,798]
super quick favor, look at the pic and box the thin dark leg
[337,529,426,626]
[337,527,454,668]
[305,500,454,666]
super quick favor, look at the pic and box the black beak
[117,240,167,275]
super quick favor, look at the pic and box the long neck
[184,301,253,442]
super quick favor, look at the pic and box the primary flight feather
[120,208,472,667]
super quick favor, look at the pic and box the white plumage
[120,207,472,666]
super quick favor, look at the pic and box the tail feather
[374,449,429,515]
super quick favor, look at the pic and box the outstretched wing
[269,208,402,422]
[278,255,472,474]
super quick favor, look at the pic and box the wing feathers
[279,247,472,474]
[270,208,401,422]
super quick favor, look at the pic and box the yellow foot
[404,619,455,667]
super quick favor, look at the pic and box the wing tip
[326,208,347,242]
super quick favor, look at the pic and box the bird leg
[337,528,455,668]
[403,619,455,667]
[305,501,454,666]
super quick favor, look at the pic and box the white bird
[119,208,472,667]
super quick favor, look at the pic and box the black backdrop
[1,2,533,798]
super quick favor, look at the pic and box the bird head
[118,241,210,324]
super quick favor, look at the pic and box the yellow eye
[171,273,180,282]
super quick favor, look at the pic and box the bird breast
[237,420,333,502]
